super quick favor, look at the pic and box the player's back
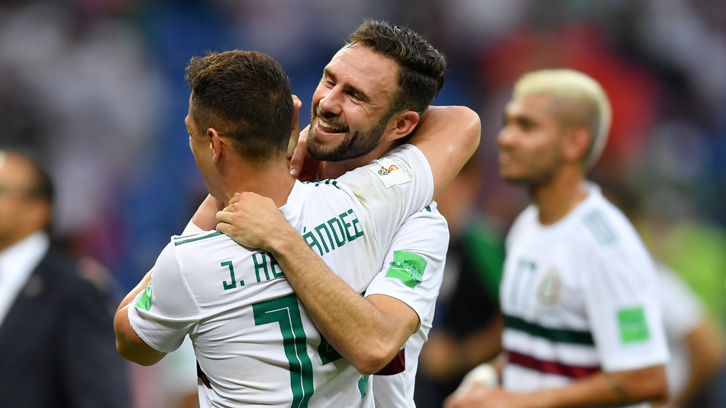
[130,145,435,407]
[169,181,383,407]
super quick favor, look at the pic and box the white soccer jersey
[128,145,434,408]
[500,183,668,408]
[366,202,449,408]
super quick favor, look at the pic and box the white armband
[454,363,499,394]
[181,220,204,236]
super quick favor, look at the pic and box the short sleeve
[364,204,449,330]
[127,242,200,353]
[581,244,669,372]
[658,265,703,341]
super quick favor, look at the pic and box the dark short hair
[347,19,446,116]
[3,150,54,205]
[26,159,54,205]
[184,50,293,161]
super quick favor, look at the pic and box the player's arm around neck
[114,270,167,366]
[408,106,481,199]
[216,192,419,375]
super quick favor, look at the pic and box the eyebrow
[503,111,536,128]
[324,68,370,102]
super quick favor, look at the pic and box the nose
[497,126,514,150]
[318,86,344,116]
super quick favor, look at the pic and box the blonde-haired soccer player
[446,69,669,408]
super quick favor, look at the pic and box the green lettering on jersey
[135,282,152,311]
[314,224,332,253]
[303,228,324,256]
[326,218,346,247]
[386,251,427,289]
[358,375,370,398]
[221,261,243,290]
[340,211,356,241]
[617,307,651,344]
[302,209,363,256]
[253,253,271,282]
[349,209,364,239]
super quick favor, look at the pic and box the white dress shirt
[0,232,50,327]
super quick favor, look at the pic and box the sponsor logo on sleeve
[386,251,427,289]
[617,306,651,344]
[369,156,414,188]
[135,281,153,311]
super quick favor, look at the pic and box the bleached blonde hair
[513,69,612,168]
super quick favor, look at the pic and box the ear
[26,200,52,233]
[384,111,420,142]
[562,125,591,164]
[207,128,224,163]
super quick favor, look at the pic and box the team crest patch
[369,156,414,188]
[386,251,427,289]
[135,281,153,311]
[537,267,561,305]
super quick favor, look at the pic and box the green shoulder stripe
[174,231,224,246]
[504,314,595,345]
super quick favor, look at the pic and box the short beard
[500,157,561,191]
[307,109,394,162]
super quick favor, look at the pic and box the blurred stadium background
[1,0,724,406]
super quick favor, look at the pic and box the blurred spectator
[603,182,726,408]
[656,264,725,408]
[0,150,130,408]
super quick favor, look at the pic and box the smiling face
[497,93,566,188]
[307,44,400,161]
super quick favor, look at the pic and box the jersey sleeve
[363,204,449,331]
[581,241,669,372]
[127,241,200,354]
[658,265,703,341]
[336,144,435,246]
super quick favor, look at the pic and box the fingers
[229,192,242,205]
[215,220,230,235]
[299,125,310,143]
[215,209,234,226]
[443,393,461,408]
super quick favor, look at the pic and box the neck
[212,156,296,207]
[529,167,589,225]
[318,139,395,179]
[0,230,37,253]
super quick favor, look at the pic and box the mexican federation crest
[537,267,561,305]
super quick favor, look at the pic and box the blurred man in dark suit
[0,150,129,408]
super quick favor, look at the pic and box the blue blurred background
[1,0,724,406]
